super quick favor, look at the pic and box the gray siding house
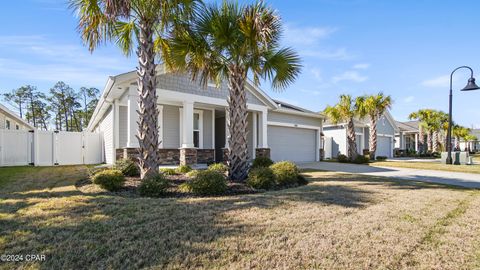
[87,66,325,165]
[0,103,34,131]
[323,111,398,158]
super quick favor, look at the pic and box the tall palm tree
[453,125,470,150]
[409,109,436,154]
[356,92,393,160]
[464,134,477,152]
[324,95,360,160]
[69,0,198,179]
[430,111,448,152]
[164,1,301,180]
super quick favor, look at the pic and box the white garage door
[377,136,392,157]
[268,125,317,162]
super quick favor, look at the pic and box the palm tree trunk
[433,130,439,152]
[136,19,159,179]
[419,126,425,154]
[369,116,377,160]
[455,136,460,150]
[427,131,433,152]
[346,117,358,160]
[227,65,249,181]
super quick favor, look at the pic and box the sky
[1,0,480,127]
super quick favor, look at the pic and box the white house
[395,120,421,152]
[323,111,399,158]
[0,103,34,131]
[87,66,325,166]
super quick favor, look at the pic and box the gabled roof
[0,103,34,129]
[396,120,419,133]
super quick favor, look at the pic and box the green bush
[376,156,388,161]
[92,169,125,191]
[270,161,299,186]
[337,154,349,163]
[247,167,275,190]
[176,165,192,174]
[185,170,227,195]
[115,159,139,177]
[251,156,274,169]
[208,163,228,174]
[297,174,308,185]
[138,174,169,197]
[186,170,199,178]
[353,155,370,164]
[160,168,178,175]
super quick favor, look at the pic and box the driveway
[299,162,480,188]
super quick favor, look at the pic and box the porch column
[252,112,257,159]
[127,87,139,148]
[258,109,268,148]
[224,108,230,148]
[415,133,419,152]
[180,101,196,165]
[181,101,194,148]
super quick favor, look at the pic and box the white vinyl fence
[0,129,103,167]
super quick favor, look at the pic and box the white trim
[158,105,164,147]
[261,109,268,148]
[377,133,394,138]
[179,107,204,149]
[211,109,215,159]
[267,121,322,131]
[252,112,257,158]
[274,107,325,119]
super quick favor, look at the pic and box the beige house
[0,103,34,131]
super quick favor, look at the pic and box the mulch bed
[77,174,258,198]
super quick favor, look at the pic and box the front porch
[115,87,271,165]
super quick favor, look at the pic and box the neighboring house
[0,103,34,131]
[323,111,398,158]
[395,120,420,152]
[460,129,480,152]
[87,67,325,165]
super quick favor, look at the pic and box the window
[15,124,20,130]
[5,119,10,130]
[193,113,200,148]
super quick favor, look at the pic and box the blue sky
[1,0,480,127]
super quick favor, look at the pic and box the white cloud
[284,25,337,46]
[0,35,134,87]
[353,63,370,69]
[403,96,415,103]
[301,47,351,60]
[421,75,457,88]
[309,68,322,81]
[332,71,367,83]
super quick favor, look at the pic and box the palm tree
[409,109,437,154]
[356,93,392,160]
[69,0,197,179]
[164,1,301,181]
[324,95,360,160]
[464,134,477,152]
[453,125,469,150]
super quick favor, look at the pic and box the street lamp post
[446,66,480,165]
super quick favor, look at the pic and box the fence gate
[0,129,104,167]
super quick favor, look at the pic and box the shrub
[185,170,227,195]
[297,174,309,185]
[353,155,370,164]
[186,170,199,178]
[270,161,299,186]
[247,167,275,190]
[176,165,192,174]
[337,154,349,163]
[138,174,169,197]
[208,163,228,174]
[251,156,274,169]
[115,159,139,177]
[92,169,125,191]
[376,156,388,161]
[160,168,178,175]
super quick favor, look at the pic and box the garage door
[268,125,317,162]
[376,136,392,157]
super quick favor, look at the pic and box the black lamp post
[446,66,480,165]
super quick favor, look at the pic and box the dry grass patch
[372,160,480,174]
[1,167,480,269]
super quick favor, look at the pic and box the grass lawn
[371,160,480,174]
[1,166,480,269]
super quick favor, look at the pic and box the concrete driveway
[298,162,480,188]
